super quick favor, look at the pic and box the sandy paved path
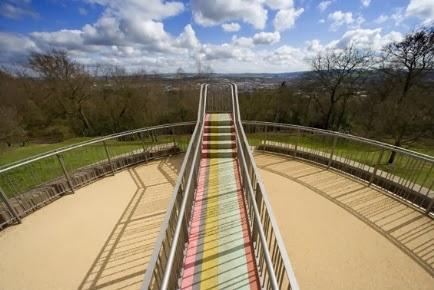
[0,155,183,290]
[255,152,433,290]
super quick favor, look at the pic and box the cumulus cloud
[264,0,294,10]
[86,0,184,21]
[361,0,371,8]
[406,0,434,24]
[0,0,415,73]
[230,32,281,47]
[327,11,364,31]
[222,22,241,32]
[318,1,333,12]
[0,1,39,20]
[253,31,281,45]
[374,14,389,24]
[191,0,267,29]
[176,24,200,49]
[328,28,403,51]
[0,32,38,64]
[327,11,354,30]
[191,0,303,30]
[274,7,304,31]
[31,30,85,51]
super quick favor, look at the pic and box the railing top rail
[0,121,196,174]
[232,83,300,290]
[141,84,207,289]
[243,120,434,163]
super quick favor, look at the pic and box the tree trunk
[388,128,405,164]
[78,105,93,134]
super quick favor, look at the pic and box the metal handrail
[0,122,195,174]
[242,121,434,163]
[231,87,279,289]
[159,99,206,289]
[232,83,300,289]
[141,84,208,289]
[242,120,434,215]
[0,121,196,228]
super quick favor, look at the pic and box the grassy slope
[0,138,92,167]
[0,135,190,197]
[248,133,434,187]
[0,133,432,198]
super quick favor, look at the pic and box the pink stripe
[180,158,208,289]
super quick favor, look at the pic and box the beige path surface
[255,152,433,290]
[0,155,183,290]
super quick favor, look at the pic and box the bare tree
[28,49,94,135]
[311,45,372,130]
[380,27,434,163]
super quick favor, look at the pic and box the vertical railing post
[141,133,149,163]
[425,181,434,215]
[264,125,268,145]
[293,129,300,158]
[0,185,21,223]
[328,135,338,168]
[56,153,75,193]
[369,149,385,185]
[103,141,116,175]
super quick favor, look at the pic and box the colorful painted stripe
[181,112,260,288]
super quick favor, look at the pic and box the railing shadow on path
[78,157,182,290]
[254,152,434,276]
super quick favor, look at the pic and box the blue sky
[0,0,433,73]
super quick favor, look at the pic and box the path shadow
[255,152,434,276]
[79,157,182,290]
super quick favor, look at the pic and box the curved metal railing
[0,121,196,229]
[141,83,300,290]
[141,84,208,289]
[231,83,300,290]
[242,121,434,215]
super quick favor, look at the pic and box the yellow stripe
[201,158,220,288]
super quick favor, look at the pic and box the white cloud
[191,0,303,30]
[406,0,434,24]
[222,22,241,32]
[331,28,403,51]
[176,24,200,49]
[318,1,333,12]
[327,11,364,31]
[374,14,389,24]
[361,0,371,8]
[0,1,39,20]
[391,7,405,26]
[327,11,354,30]
[86,0,184,21]
[0,32,37,54]
[273,7,304,31]
[253,31,281,45]
[0,0,414,74]
[231,36,253,47]
[31,30,85,51]
[264,0,294,10]
[0,32,38,64]
[191,0,267,29]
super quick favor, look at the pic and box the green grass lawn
[247,133,434,188]
[0,131,432,198]
[0,137,92,167]
[0,135,191,198]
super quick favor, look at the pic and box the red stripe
[180,158,209,289]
